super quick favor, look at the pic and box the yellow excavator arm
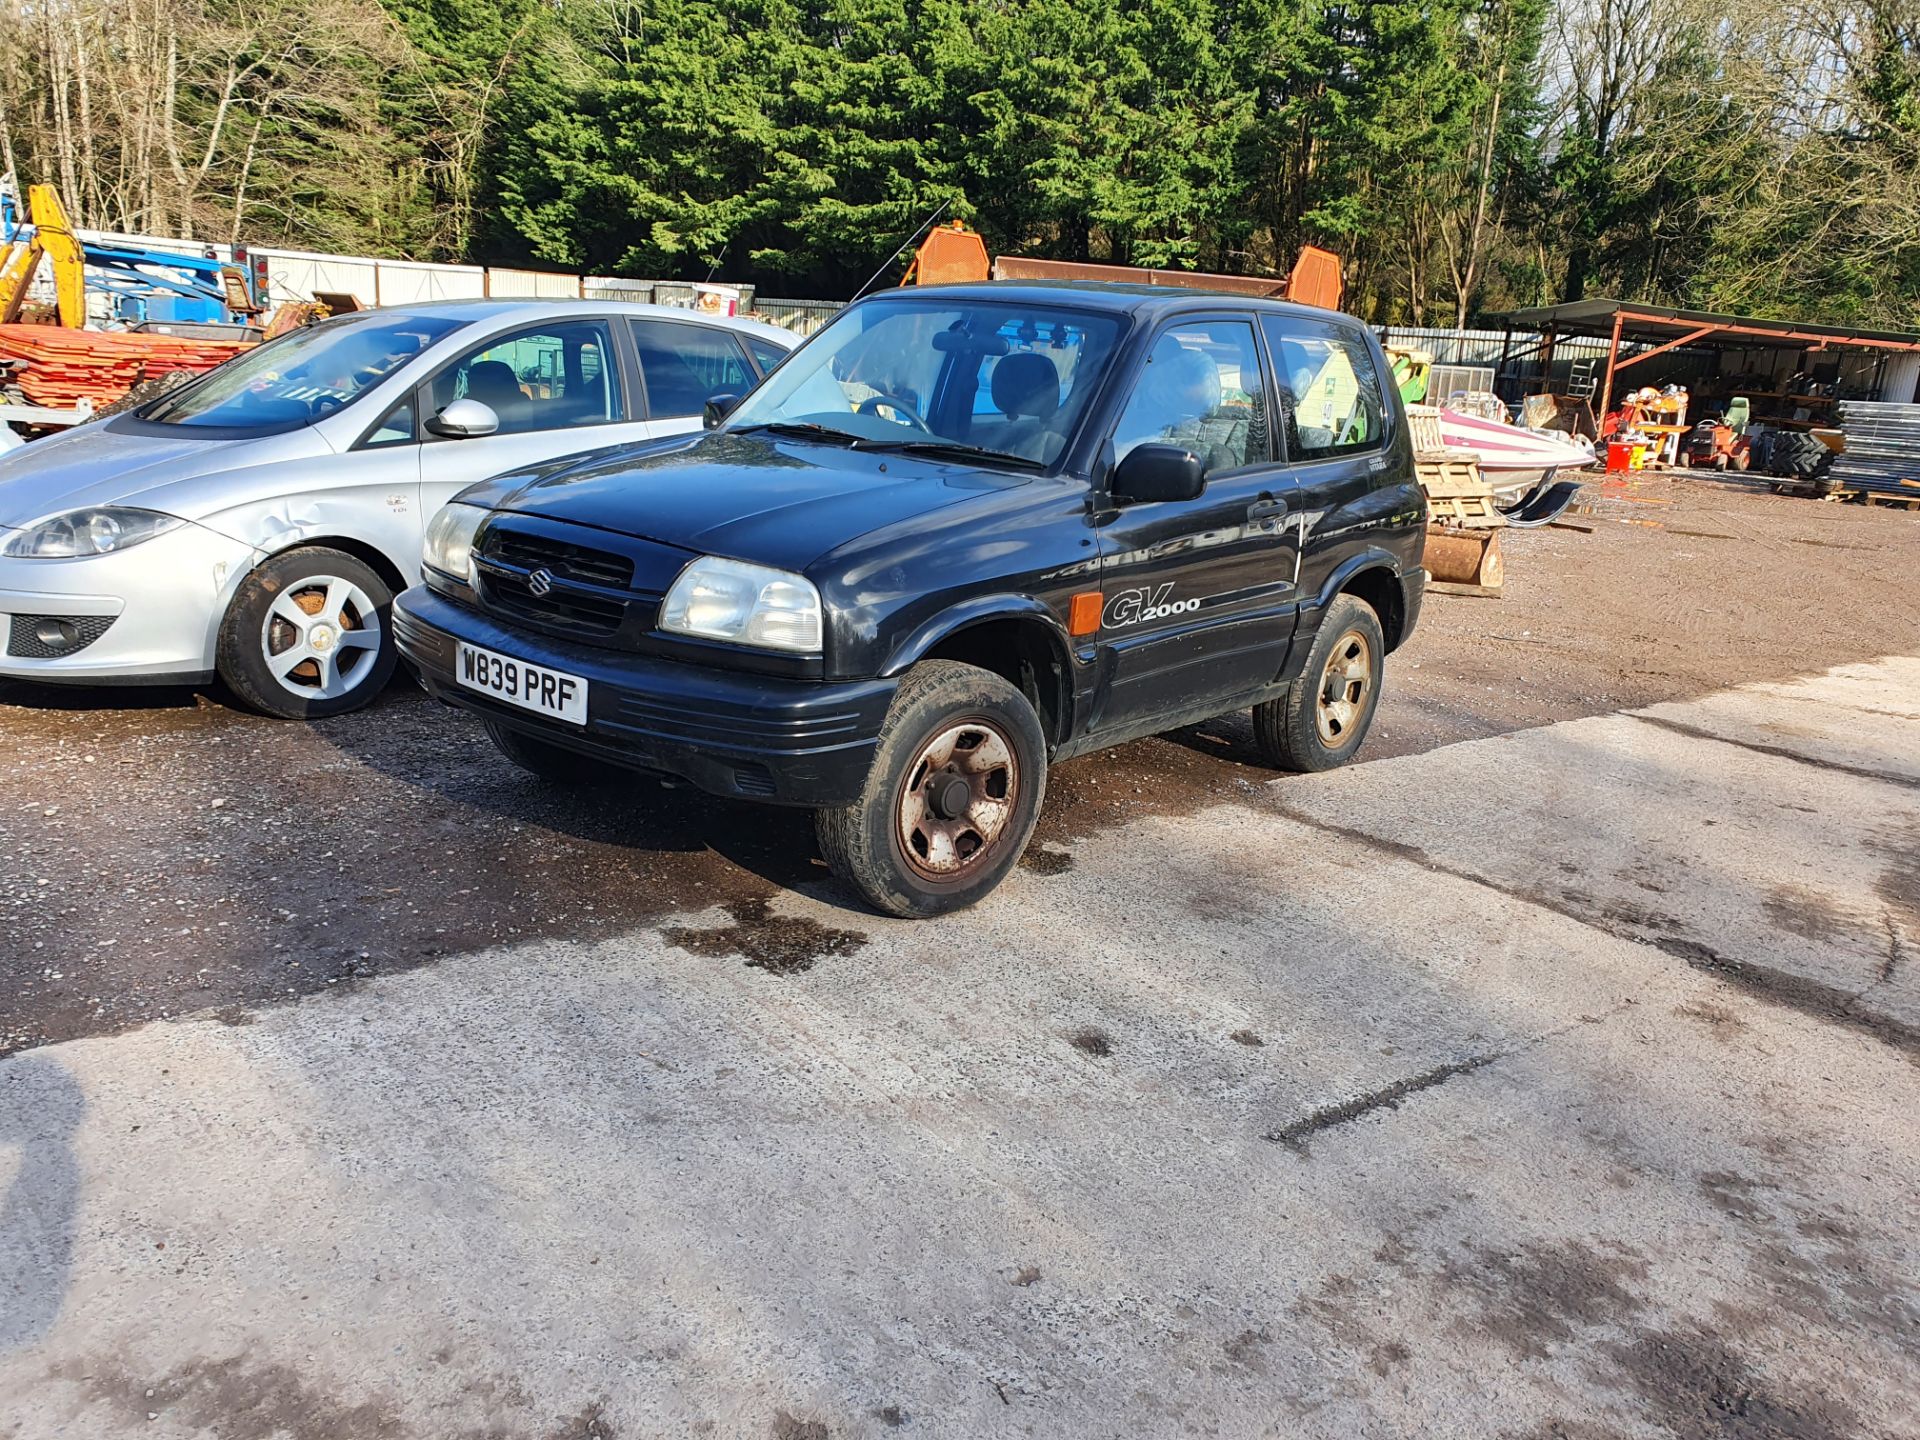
[0,184,87,326]
[27,184,85,327]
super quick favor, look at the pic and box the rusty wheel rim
[895,718,1019,882]
[1315,628,1372,747]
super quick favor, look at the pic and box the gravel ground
[4,470,1916,1055]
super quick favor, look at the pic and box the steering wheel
[855,393,932,433]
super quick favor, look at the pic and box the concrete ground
[3,647,1917,1438]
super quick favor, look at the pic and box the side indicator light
[1068,591,1103,636]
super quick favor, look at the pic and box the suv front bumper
[394,586,896,807]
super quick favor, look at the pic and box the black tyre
[1253,593,1385,773]
[483,718,616,785]
[216,546,398,719]
[1766,430,1830,479]
[816,659,1046,918]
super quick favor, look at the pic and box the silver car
[0,299,794,715]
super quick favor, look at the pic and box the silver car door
[417,316,652,528]
[627,317,763,439]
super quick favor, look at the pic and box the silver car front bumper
[0,521,259,684]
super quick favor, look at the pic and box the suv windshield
[726,297,1124,467]
[143,312,467,429]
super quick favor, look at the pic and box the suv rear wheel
[817,659,1047,918]
[1253,593,1385,772]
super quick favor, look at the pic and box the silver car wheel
[259,575,383,701]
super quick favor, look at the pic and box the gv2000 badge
[1103,583,1201,629]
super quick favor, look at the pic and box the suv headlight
[660,556,822,652]
[3,506,184,558]
[423,502,487,584]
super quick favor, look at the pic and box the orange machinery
[904,221,1346,312]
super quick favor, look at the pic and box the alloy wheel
[1314,628,1373,747]
[258,575,383,701]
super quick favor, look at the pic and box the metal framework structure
[1489,299,1920,413]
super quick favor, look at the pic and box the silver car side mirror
[425,398,500,439]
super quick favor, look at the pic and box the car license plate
[455,642,588,725]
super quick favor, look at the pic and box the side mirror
[425,398,499,439]
[1111,443,1205,504]
[703,393,743,430]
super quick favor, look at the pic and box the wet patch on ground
[660,897,867,977]
[1761,885,1853,944]
[1441,1241,1649,1362]
[1018,843,1074,875]
[1672,1001,1751,1042]
[1597,1325,1859,1440]
[1068,1027,1113,1057]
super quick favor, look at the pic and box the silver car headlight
[422,502,487,584]
[660,556,822,652]
[2,506,184,558]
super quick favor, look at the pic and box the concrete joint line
[1626,712,1920,792]
[1265,1004,1634,1155]
[1266,801,1920,1063]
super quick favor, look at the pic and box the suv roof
[879,279,1358,326]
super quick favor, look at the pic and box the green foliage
[13,0,1914,325]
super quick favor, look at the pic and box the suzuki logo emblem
[527,568,555,597]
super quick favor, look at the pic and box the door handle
[1247,497,1288,532]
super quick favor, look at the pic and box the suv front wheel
[817,660,1047,918]
[1254,593,1385,772]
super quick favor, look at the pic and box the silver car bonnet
[0,417,338,530]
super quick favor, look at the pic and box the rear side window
[1259,316,1387,461]
[747,335,791,375]
[631,319,756,418]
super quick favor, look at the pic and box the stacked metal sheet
[0,324,253,410]
[1833,401,1920,501]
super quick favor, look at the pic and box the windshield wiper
[736,421,863,446]
[851,438,1045,471]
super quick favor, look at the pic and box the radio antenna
[849,196,955,304]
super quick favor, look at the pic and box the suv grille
[485,529,635,590]
[475,524,640,640]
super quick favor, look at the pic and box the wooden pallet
[1416,455,1505,528]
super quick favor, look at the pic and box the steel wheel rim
[259,575,383,701]
[895,717,1020,882]
[1315,628,1372,747]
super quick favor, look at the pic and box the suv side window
[427,321,622,435]
[1259,315,1386,461]
[1111,319,1268,475]
[631,319,756,418]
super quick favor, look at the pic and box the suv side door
[1260,313,1397,611]
[1087,312,1303,736]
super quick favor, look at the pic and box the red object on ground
[0,324,254,410]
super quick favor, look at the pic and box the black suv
[395,283,1426,916]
